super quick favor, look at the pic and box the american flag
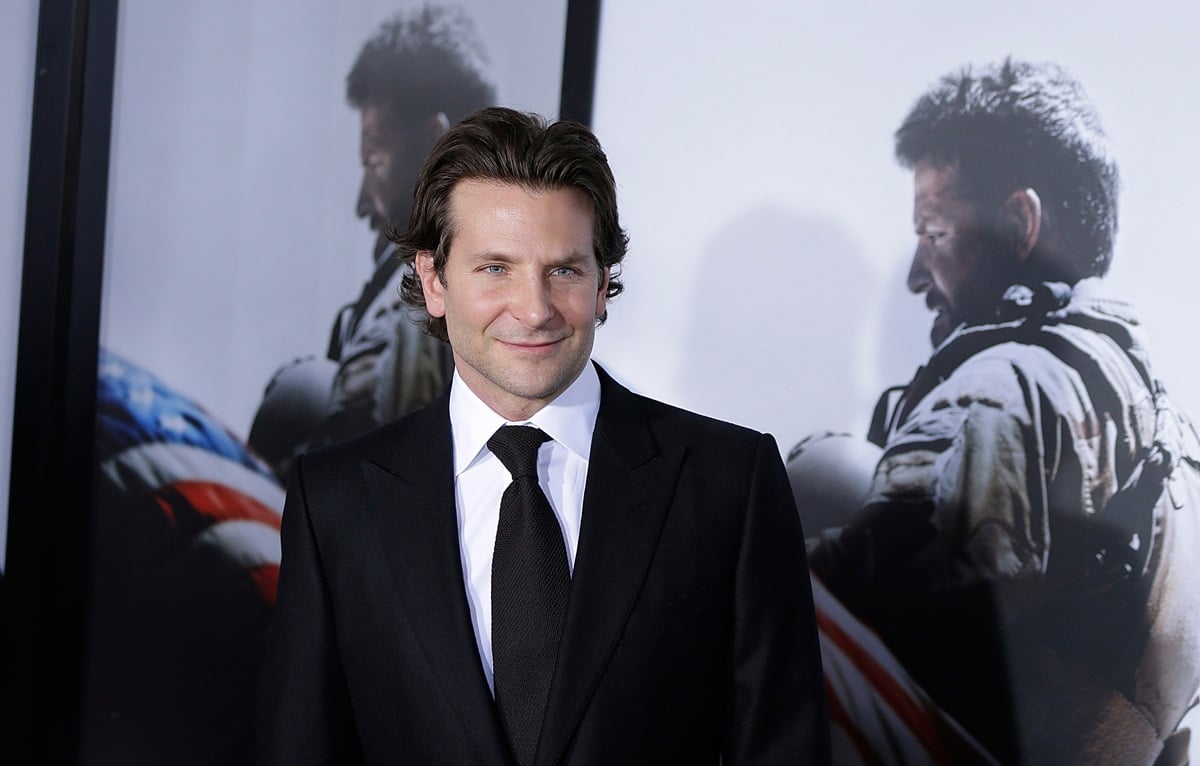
[813,574,1000,766]
[84,350,285,764]
[94,349,284,603]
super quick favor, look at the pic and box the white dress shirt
[448,363,601,693]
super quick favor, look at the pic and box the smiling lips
[498,336,566,352]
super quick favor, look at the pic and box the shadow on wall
[675,205,874,449]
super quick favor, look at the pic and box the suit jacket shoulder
[594,364,765,455]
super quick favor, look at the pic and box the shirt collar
[449,362,601,477]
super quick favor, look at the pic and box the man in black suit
[258,107,829,765]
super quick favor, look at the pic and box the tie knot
[488,425,550,478]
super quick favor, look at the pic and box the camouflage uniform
[322,246,453,442]
[811,279,1200,765]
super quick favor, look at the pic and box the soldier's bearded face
[908,161,1016,347]
[356,103,426,237]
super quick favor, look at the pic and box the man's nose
[907,245,931,294]
[511,274,556,327]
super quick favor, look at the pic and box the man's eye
[482,264,505,274]
[552,267,577,277]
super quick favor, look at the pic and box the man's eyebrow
[462,249,517,263]
[556,252,595,267]
[460,250,596,267]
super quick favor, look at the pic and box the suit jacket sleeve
[725,433,831,765]
[257,454,365,765]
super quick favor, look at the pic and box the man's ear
[1001,188,1042,262]
[415,250,447,318]
[594,266,610,319]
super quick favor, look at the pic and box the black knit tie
[489,425,570,766]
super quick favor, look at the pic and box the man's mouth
[500,337,565,352]
[925,291,944,313]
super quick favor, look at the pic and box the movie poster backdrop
[9,1,1200,764]
[81,1,577,763]
[589,2,1200,764]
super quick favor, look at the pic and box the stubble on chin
[929,311,955,348]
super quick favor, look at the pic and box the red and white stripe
[813,574,999,766]
[100,442,285,603]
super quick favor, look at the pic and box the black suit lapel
[536,369,685,766]
[360,395,513,766]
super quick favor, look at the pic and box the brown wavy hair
[392,107,628,342]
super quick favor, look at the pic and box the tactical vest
[869,283,1200,764]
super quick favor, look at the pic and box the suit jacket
[258,365,829,765]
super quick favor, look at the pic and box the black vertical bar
[559,0,602,126]
[1,0,118,762]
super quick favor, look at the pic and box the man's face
[417,180,609,421]
[909,160,1015,347]
[356,103,434,237]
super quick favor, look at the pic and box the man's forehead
[915,159,962,193]
[443,179,596,255]
[362,101,435,136]
[447,178,592,214]
[914,161,976,207]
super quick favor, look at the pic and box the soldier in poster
[250,5,495,476]
[807,59,1200,765]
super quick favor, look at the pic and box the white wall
[590,0,1200,458]
[0,0,40,573]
